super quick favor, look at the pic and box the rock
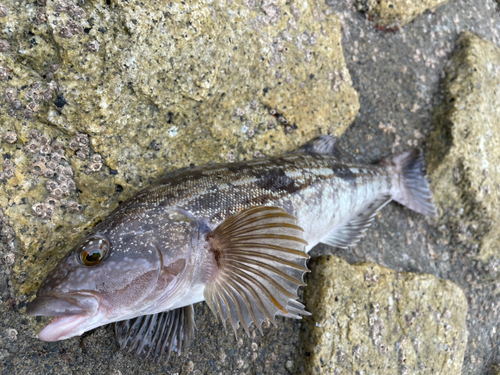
[427,32,500,261]
[355,0,449,28]
[301,256,468,374]
[0,0,358,296]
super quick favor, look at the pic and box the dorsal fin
[298,135,357,162]
[203,206,310,338]
[115,305,195,362]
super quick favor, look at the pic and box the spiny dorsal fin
[115,305,195,362]
[204,206,310,338]
[298,135,357,162]
[320,195,392,249]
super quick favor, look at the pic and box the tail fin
[386,149,438,217]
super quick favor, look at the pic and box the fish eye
[78,235,110,267]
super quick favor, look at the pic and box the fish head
[27,206,200,341]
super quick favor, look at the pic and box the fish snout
[26,293,99,317]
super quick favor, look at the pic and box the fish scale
[26,135,436,361]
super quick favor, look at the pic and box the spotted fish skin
[26,135,436,358]
[130,152,392,252]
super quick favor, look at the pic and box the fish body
[27,136,436,360]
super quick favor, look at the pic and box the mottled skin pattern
[28,142,412,343]
[131,152,394,253]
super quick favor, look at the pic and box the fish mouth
[26,293,103,342]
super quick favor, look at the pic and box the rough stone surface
[301,256,468,374]
[1,0,500,374]
[355,0,450,28]
[0,0,358,298]
[427,32,500,262]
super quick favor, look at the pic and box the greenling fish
[27,135,436,361]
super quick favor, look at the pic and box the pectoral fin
[115,305,195,362]
[321,195,392,249]
[204,206,310,337]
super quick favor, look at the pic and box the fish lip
[27,292,104,342]
[26,292,99,318]
[37,312,104,342]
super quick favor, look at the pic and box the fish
[26,135,437,361]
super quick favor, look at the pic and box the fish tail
[386,149,438,217]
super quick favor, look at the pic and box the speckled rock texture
[427,32,500,262]
[1,0,500,374]
[301,256,468,374]
[355,0,450,28]
[0,0,358,298]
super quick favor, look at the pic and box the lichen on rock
[301,256,468,374]
[427,32,500,262]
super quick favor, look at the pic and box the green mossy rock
[302,256,468,374]
[427,32,500,262]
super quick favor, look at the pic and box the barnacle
[68,139,79,150]
[39,135,50,145]
[43,169,55,178]
[66,179,76,191]
[2,131,17,144]
[234,108,245,117]
[31,203,45,216]
[41,90,53,102]
[44,206,54,219]
[46,180,59,192]
[76,151,87,160]
[0,66,10,80]
[36,8,47,24]
[54,2,69,13]
[68,22,83,35]
[3,87,16,103]
[30,162,45,176]
[28,129,41,139]
[26,101,40,113]
[45,197,60,208]
[51,187,63,199]
[51,153,62,163]
[86,162,102,173]
[3,167,14,179]
[39,145,51,155]
[11,100,21,109]
[25,141,40,155]
[56,174,67,184]
[46,160,58,170]
[91,153,102,162]
[67,201,79,211]
[76,133,89,146]
[59,27,73,39]
[86,40,100,52]
[22,109,34,119]
[62,166,73,177]
[0,4,8,17]
[51,141,64,152]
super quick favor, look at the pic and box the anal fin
[320,195,392,249]
[115,305,195,362]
